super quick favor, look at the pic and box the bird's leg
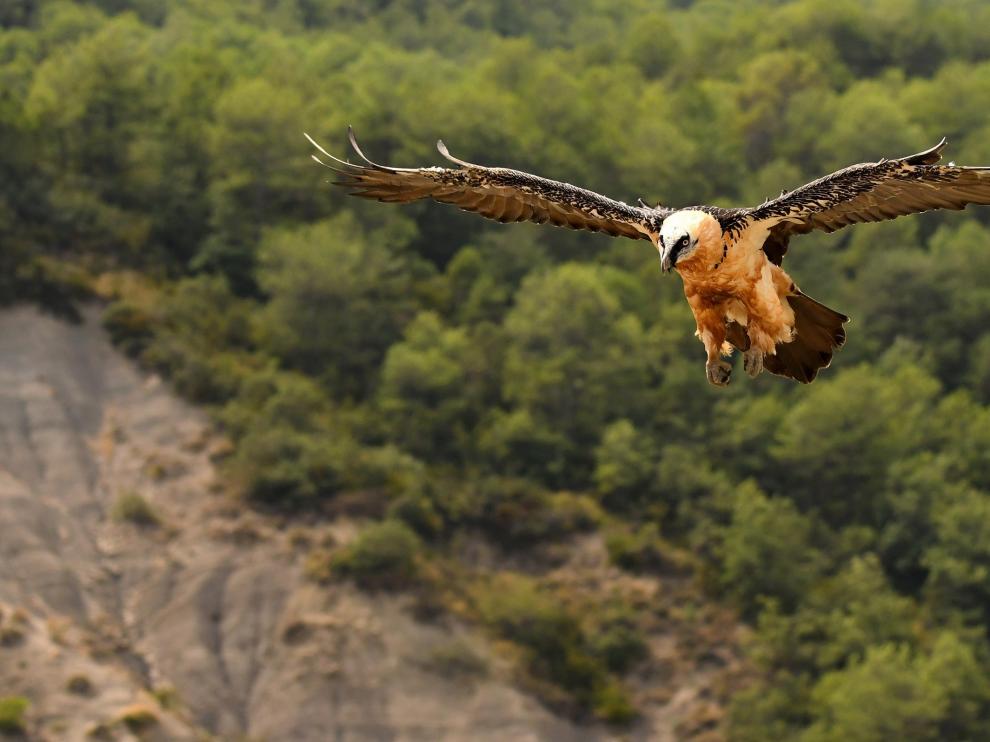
[743,348,764,378]
[707,358,732,386]
[689,299,733,387]
[699,328,732,387]
[743,318,782,379]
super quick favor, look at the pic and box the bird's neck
[677,220,727,278]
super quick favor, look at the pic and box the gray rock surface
[0,307,594,740]
[0,305,742,741]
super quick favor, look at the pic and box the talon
[706,359,732,387]
[744,348,764,378]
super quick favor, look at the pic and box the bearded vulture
[306,129,990,386]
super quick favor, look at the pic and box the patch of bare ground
[0,305,747,740]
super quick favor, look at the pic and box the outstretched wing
[306,128,669,242]
[726,139,990,264]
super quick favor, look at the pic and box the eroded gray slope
[0,305,638,741]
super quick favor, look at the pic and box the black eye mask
[670,234,691,263]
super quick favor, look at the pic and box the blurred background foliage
[6,0,990,735]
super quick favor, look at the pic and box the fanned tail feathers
[763,293,848,383]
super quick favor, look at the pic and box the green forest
[6,0,990,737]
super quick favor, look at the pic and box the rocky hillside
[0,305,745,741]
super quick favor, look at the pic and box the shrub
[343,445,425,496]
[593,679,637,724]
[229,426,353,508]
[331,520,421,589]
[0,696,28,734]
[115,703,158,733]
[0,625,25,647]
[605,523,670,572]
[110,492,160,527]
[479,574,580,653]
[85,722,113,740]
[228,417,424,511]
[66,674,93,695]
[151,685,179,710]
[465,478,602,547]
[102,301,153,357]
[142,341,245,405]
[545,492,605,534]
[477,575,614,714]
[387,492,444,538]
[303,548,335,584]
[419,639,489,680]
[589,612,649,674]
[1,608,29,646]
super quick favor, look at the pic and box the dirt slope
[0,305,744,741]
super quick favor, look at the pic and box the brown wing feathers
[743,139,990,239]
[306,128,665,241]
[309,130,990,266]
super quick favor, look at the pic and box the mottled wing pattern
[306,128,669,242]
[725,139,990,264]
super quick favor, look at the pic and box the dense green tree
[378,311,495,461]
[255,214,425,396]
[925,487,990,624]
[592,419,658,510]
[770,361,940,526]
[719,484,824,617]
[801,635,990,742]
[500,263,650,486]
[753,555,917,675]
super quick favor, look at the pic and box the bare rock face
[0,307,610,741]
[0,305,744,741]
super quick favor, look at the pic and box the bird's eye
[678,236,689,247]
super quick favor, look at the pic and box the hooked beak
[657,238,673,273]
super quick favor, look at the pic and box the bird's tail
[764,292,849,383]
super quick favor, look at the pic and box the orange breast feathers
[675,213,797,356]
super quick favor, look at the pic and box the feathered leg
[693,306,732,387]
[743,348,764,377]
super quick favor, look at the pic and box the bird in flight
[306,129,990,386]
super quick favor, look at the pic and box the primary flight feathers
[306,128,990,386]
[726,138,990,264]
[305,128,668,241]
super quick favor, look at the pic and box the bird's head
[658,210,715,273]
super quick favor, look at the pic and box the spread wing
[306,128,669,242]
[726,139,990,265]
